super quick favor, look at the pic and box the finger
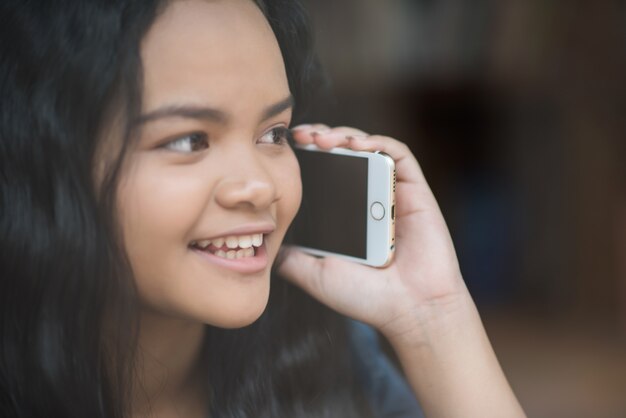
[328,126,369,136]
[310,131,351,149]
[347,135,443,218]
[292,123,329,131]
[348,135,423,184]
[290,124,327,145]
[293,127,369,150]
[276,247,326,298]
[312,126,370,149]
[291,124,330,136]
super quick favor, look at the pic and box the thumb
[276,246,329,302]
[275,246,378,322]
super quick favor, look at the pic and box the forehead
[140,0,289,113]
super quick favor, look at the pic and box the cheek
[116,160,210,288]
[120,168,195,243]
[118,177,162,240]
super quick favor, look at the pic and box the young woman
[0,0,526,417]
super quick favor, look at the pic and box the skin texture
[120,0,299,329]
[112,0,525,417]
[113,0,300,416]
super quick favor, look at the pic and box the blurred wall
[302,0,626,324]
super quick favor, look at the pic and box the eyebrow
[135,95,294,125]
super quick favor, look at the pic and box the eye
[162,132,209,153]
[258,126,292,146]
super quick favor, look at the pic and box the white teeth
[194,233,264,251]
[234,248,255,259]
[225,236,239,249]
[197,239,211,249]
[238,235,252,249]
[208,248,255,259]
[225,234,262,249]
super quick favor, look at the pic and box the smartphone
[286,144,396,267]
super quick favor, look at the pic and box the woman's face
[117,0,301,328]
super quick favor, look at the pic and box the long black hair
[0,0,369,417]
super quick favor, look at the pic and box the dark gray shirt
[348,320,425,418]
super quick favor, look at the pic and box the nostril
[214,178,276,209]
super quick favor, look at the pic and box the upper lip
[192,223,276,242]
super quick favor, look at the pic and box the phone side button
[370,202,385,221]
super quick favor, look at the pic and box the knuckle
[398,141,411,153]
[335,126,367,134]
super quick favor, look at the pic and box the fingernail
[292,124,312,130]
[311,129,330,137]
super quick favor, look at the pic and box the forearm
[381,290,526,418]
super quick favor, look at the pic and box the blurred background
[300,1,626,417]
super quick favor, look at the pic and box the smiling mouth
[189,233,264,259]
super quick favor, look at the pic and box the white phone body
[288,144,396,267]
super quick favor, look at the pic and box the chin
[201,289,270,329]
[210,304,268,329]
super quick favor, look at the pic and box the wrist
[378,284,479,350]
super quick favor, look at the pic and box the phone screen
[288,149,368,259]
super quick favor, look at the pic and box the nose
[214,153,277,211]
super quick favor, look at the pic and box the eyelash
[162,132,209,153]
[258,126,292,146]
[161,126,292,153]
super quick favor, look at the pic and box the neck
[131,309,208,418]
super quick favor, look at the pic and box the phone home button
[370,202,385,221]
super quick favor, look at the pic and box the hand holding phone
[280,124,467,331]
[279,126,525,418]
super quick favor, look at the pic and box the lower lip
[190,243,269,274]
